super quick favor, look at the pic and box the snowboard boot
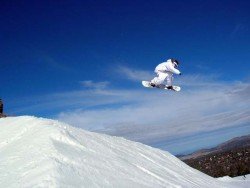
[166,86,173,90]
[149,82,156,87]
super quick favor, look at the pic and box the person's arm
[166,63,181,75]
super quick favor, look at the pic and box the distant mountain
[178,135,250,178]
[217,135,250,150]
[179,134,250,160]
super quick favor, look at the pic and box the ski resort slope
[0,116,248,188]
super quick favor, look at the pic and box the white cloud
[80,80,110,89]
[116,65,224,87]
[56,73,250,147]
[230,23,246,38]
[9,66,250,154]
[117,65,153,81]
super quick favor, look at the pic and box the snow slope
[0,116,248,188]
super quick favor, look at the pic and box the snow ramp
[0,116,248,188]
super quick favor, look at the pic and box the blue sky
[1,0,250,154]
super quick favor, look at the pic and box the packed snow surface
[0,116,249,188]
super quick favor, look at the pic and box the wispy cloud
[43,55,74,72]
[80,80,110,89]
[55,67,250,153]
[117,65,223,87]
[117,65,153,81]
[230,23,247,38]
[9,66,250,154]
[194,64,211,71]
[57,83,250,139]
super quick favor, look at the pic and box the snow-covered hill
[0,116,248,188]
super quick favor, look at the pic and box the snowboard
[142,81,181,92]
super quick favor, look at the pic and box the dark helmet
[170,58,180,67]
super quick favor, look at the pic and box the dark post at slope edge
[0,99,3,114]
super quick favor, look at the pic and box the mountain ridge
[178,134,250,160]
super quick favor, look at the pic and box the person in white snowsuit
[150,58,181,89]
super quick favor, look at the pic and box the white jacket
[155,59,181,75]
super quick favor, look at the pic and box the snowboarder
[149,58,181,90]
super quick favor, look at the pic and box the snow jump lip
[0,116,247,188]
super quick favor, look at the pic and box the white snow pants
[151,71,173,86]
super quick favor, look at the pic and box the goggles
[173,62,178,68]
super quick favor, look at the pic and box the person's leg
[166,74,173,86]
[150,72,168,86]
[166,74,174,89]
